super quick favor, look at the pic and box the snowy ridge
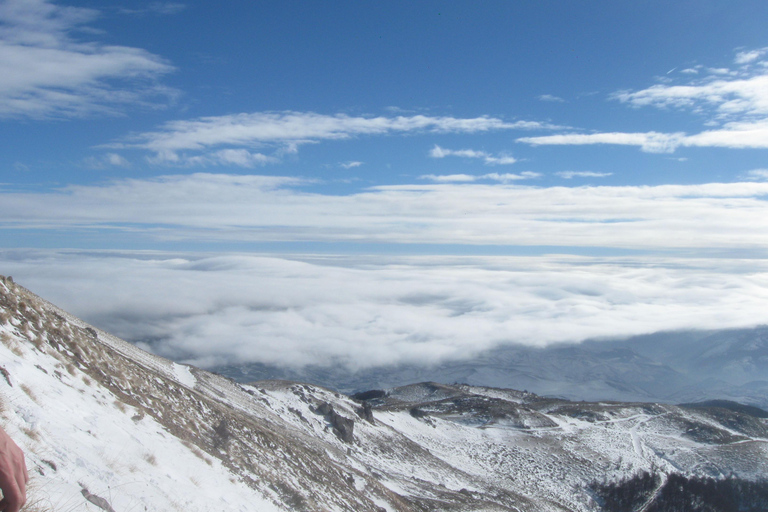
[10,278,195,394]
[0,275,767,511]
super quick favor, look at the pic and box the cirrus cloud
[108,112,566,167]
[0,0,176,119]
[114,112,553,166]
[556,171,613,179]
[519,121,768,153]
[538,94,565,103]
[613,74,768,121]
[743,168,768,181]
[420,172,539,183]
[429,144,517,165]
[519,131,687,153]
[518,48,768,153]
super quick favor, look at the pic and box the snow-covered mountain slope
[1,275,767,511]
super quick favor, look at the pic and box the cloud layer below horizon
[2,250,767,371]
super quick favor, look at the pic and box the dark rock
[680,400,768,419]
[331,413,355,443]
[80,486,116,512]
[357,402,375,424]
[314,402,355,443]
[213,418,231,450]
[352,389,386,401]
[315,402,333,416]
[0,366,11,387]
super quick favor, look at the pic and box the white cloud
[519,131,687,153]
[520,121,768,153]
[520,48,768,153]
[1,173,768,251]
[507,120,567,130]
[706,67,735,76]
[420,174,477,183]
[340,161,363,169]
[130,112,525,152]
[3,250,768,370]
[734,47,768,65]
[613,74,768,120]
[481,172,539,182]
[420,172,538,183]
[743,168,768,181]
[681,120,768,148]
[0,0,176,118]
[538,94,565,103]
[106,153,129,166]
[557,171,612,179]
[83,152,130,169]
[112,113,564,167]
[195,149,278,167]
[485,156,518,165]
[430,145,485,159]
[118,2,187,16]
[429,144,517,165]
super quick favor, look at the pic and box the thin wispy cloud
[4,250,768,370]
[734,47,768,65]
[117,2,187,16]
[519,123,768,153]
[420,174,477,183]
[1,173,768,251]
[519,131,687,153]
[519,48,768,153]
[614,74,768,121]
[340,161,363,169]
[179,149,279,168]
[743,168,768,181]
[83,153,131,169]
[556,171,612,179]
[115,112,553,166]
[420,172,539,183]
[429,144,517,165]
[0,0,176,119]
[538,94,565,103]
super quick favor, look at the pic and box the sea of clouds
[2,249,767,371]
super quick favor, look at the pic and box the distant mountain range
[215,326,768,409]
[1,275,767,511]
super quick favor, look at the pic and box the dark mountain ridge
[214,326,768,409]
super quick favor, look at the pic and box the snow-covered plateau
[0,275,766,511]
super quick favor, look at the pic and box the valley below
[1,275,767,511]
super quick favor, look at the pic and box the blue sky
[2,1,768,370]
[2,0,768,254]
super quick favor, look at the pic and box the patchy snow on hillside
[0,315,282,511]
